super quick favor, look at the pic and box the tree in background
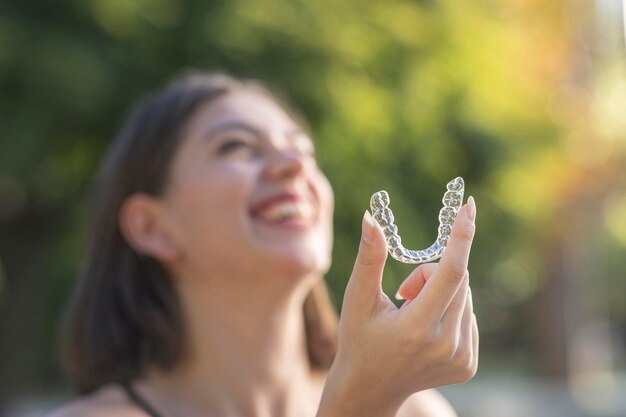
[0,0,624,407]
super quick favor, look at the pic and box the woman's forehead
[193,89,300,132]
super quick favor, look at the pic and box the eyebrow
[203,121,260,141]
[203,120,311,143]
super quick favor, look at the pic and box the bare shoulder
[46,384,143,417]
[396,389,458,417]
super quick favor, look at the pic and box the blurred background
[1,0,625,416]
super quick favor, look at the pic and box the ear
[119,193,180,263]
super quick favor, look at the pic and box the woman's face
[160,89,334,283]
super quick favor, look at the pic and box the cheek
[317,168,333,207]
[317,173,335,250]
[299,172,334,274]
[166,165,256,253]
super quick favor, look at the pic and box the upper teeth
[257,201,313,222]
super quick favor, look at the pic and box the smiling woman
[49,71,475,417]
[58,72,336,393]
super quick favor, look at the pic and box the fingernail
[395,290,405,300]
[467,196,476,223]
[362,210,375,244]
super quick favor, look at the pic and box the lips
[250,193,316,224]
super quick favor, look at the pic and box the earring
[370,177,464,264]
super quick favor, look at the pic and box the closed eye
[217,139,255,155]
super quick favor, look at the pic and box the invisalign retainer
[369,177,464,264]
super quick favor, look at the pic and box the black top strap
[120,381,167,417]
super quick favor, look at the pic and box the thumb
[344,210,388,309]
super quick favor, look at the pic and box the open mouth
[250,194,317,226]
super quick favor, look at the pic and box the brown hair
[61,71,338,394]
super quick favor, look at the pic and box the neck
[137,270,324,417]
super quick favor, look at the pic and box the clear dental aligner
[369,177,465,264]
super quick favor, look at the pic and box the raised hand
[318,198,478,417]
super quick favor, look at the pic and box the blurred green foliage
[1,0,625,401]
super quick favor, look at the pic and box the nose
[263,146,307,181]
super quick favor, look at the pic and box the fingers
[395,263,438,300]
[440,272,469,336]
[449,287,477,382]
[411,197,476,319]
[441,281,476,383]
[343,210,389,312]
[472,313,479,372]
[466,288,479,376]
[470,288,479,372]
[459,285,473,343]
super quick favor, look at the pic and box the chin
[264,246,331,277]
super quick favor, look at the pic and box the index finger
[410,197,476,320]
